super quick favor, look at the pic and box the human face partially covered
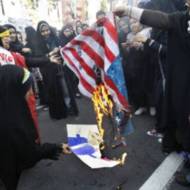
[1,36,10,49]
[9,28,17,42]
[97,13,105,20]
[40,25,51,39]
[186,0,190,8]
[63,28,73,37]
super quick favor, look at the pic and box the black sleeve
[38,143,63,160]
[145,39,167,55]
[11,127,63,168]
[25,56,50,68]
[140,10,171,30]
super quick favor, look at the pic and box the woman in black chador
[36,21,78,119]
[114,0,190,153]
[114,3,190,186]
[59,25,81,98]
[0,65,71,190]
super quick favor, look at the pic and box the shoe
[134,107,147,115]
[184,160,190,169]
[75,93,81,98]
[158,138,162,143]
[43,106,49,111]
[147,129,163,138]
[68,107,78,116]
[175,173,190,187]
[36,105,44,110]
[149,107,156,116]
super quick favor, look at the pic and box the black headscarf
[59,25,76,47]
[0,65,38,189]
[0,65,64,190]
[36,21,60,54]
[25,26,42,56]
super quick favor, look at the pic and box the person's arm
[114,6,171,30]
[141,9,170,30]
[145,38,167,55]
[25,54,63,68]
[11,127,71,168]
[25,56,50,68]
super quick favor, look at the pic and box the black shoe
[175,173,190,187]
[75,93,81,98]
[68,107,78,116]
[184,160,190,169]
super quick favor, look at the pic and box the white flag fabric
[0,47,15,66]
[67,124,120,169]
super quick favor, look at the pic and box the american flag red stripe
[69,39,104,69]
[64,47,96,79]
[61,13,129,110]
[104,75,129,109]
[82,30,116,63]
[63,52,95,95]
[103,19,118,44]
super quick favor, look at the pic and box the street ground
[1,98,187,190]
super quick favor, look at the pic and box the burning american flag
[61,13,134,168]
[60,13,130,112]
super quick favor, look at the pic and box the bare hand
[22,47,32,53]
[62,143,72,154]
[49,47,60,57]
[113,6,128,17]
[130,41,142,48]
[121,42,128,48]
[49,55,62,64]
[133,35,147,43]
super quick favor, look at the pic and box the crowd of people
[0,16,91,190]
[115,0,190,187]
[0,0,190,189]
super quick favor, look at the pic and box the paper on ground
[67,124,120,169]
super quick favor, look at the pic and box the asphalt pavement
[2,98,187,190]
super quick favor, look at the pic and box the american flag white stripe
[103,28,119,58]
[65,45,96,71]
[103,75,129,109]
[106,13,115,28]
[63,52,95,94]
[104,56,112,72]
[62,53,92,98]
[78,83,92,98]
[82,29,116,64]
[64,47,96,80]
[103,16,118,43]
[61,13,129,110]
[64,51,96,87]
[69,39,104,69]
[72,35,105,59]
[77,50,96,70]
[70,29,116,67]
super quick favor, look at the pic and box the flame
[92,84,113,140]
[92,84,128,164]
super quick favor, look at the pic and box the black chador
[0,65,63,190]
[139,9,190,152]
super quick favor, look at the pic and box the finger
[63,146,72,154]
[113,6,125,16]
[62,144,71,150]
[64,149,72,154]
[113,10,125,17]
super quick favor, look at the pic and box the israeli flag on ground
[67,124,120,169]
